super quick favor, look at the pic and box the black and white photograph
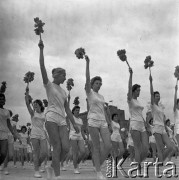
[0,0,179,179]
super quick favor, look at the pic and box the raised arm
[25,88,34,117]
[38,40,48,85]
[85,55,91,94]
[127,68,133,101]
[7,118,20,140]
[67,94,71,108]
[173,84,178,112]
[64,100,79,133]
[149,74,154,105]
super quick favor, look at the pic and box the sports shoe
[46,166,53,180]
[34,171,42,178]
[61,166,66,171]
[0,166,3,171]
[53,176,61,180]
[39,168,45,173]
[4,169,9,175]
[74,169,80,174]
[97,172,106,180]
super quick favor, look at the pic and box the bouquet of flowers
[74,48,86,59]
[12,114,19,122]
[0,81,6,94]
[117,49,131,68]
[23,71,35,89]
[66,78,74,94]
[34,17,45,40]
[144,56,154,74]
[43,99,48,107]
[174,66,179,84]
[73,96,80,106]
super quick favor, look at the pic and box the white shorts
[174,125,179,136]
[153,124,167,135]
[130,120,146,132]
[149,135,156,143]
[88,119,107,129]
[46,111,67,126]
[70,135,83,141]
[111,133,122,142]
[0,131,8,140]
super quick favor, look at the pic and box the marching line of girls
[0,39,179,180]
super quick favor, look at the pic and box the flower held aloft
[73,97,80,106]
[174,65,179,79]
[117,49,131,68]
[34,17,45,40]
[24,71,35,84]
[75,48,86,59]
[174,66,179,81]
[144,56,154,69]
[117,49,126,62]
[0,81,7,94]
[67,78,74,91]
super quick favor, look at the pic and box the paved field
[0,158,179,180]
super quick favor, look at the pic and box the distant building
[79,105,129,130]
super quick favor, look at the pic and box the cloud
[0,0,178,124]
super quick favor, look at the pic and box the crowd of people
[0,39,179,180]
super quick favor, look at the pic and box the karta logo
[106,157,178,178]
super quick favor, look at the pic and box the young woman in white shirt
[19,126,28,169]
[25,89,48,178]
[165,119,178,161]
[85,55,112,180]
[149,74,174,162]
[148,115,157,162]
[111,113,125,161]
[69,106,86,174]
[174,84,179,146]
[128,68,149,172]
[38,40,79,180]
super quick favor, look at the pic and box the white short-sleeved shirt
[0,108,10,132]
[111,121,120,135]
[70,116,83,138]
[86,90,106,121]
[31,112,46,140]
[19,132,28,146]
[151,104,165,126]
[44,80,67,118]
[174,109,179,129]
[128,99,144,122]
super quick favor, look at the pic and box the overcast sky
[0,0,178,127]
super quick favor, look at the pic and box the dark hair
[8,110,13,117]
[72,106,80,114]
[132,84,141,93]
[90,76,102,88]
[0,93,5,100]
[21,126,27,132]
[154,91,160,97]
[165,119,170,125]
[112,113,118,120]
[177,99,179,104]
[149,118,153,125]
[33,99,44,112]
